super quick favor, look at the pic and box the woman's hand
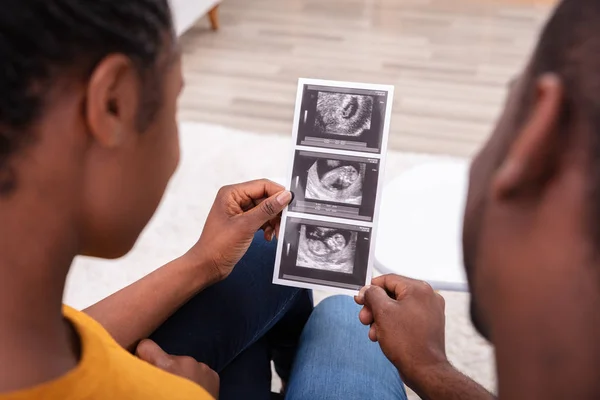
[137,339,220,399]
[84,179,292,351]
[186,179,292,284]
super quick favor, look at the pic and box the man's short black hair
[525,0,600,243]
[0,0,172,194]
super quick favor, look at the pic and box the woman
[0,1,404,399]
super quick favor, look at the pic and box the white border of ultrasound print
[273,78,395,295]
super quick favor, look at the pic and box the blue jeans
[286,295,407,400]
[150,233,405,399]
[150,232,313,399]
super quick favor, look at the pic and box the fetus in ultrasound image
[296,225,357,274]
[315,93,374,137]
[305,159,365,205]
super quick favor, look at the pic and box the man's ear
[492,73,565,199]
[85,54,140,148]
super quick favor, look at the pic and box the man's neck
[0,196,81,393]
[491,247,600,399]
[484,164,600,399]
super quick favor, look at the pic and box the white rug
[64,121,495,397]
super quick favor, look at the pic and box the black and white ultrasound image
[296,225,357,274]
[278,217,372,289]
[305,159,366,206]
[298,85,388,153]
[314,93,374,137]
[291,151,380,221]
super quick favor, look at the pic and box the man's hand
[355,274,448,389]
[186,179,292,284]
[356,275,495,400]
[136,339,220,399]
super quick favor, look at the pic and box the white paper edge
[273,78,395,295]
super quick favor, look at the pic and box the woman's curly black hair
[0,0,172,194]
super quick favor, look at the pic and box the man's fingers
[359,306,374,326]
[436,292,446,309]
[363,285,394,315]
[371,274,419,300]
[355,284,371,305]
[244,190,292,230]
[136,339,173,370]
[368,325,378,342]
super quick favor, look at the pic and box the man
[0,1,317,399]
[284,0,600,398]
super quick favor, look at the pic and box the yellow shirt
[0,306,213,400]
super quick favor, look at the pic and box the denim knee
[312,295,359,323]
[286,295,407,400]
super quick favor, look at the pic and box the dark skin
[356,65,600,398]
[0,36,290,398]
[356,276,493,400]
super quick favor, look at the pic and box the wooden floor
[178,0,553,157]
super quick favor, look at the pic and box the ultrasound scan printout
[274,79,394,295]
[305,159,365,206]
[315,93,373,137]
[289,150,380,222]
[297,225,358,274]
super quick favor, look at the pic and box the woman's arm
[83,180,291,351]
[84,253,213,351]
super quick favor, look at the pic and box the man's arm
[409,362,494,400]
[356,275,495,400]
[84,179,292,351]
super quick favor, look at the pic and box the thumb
[363,285,394,316]
[136,339,173,370]
[244,190,292,229]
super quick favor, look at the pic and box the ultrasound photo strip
[273,78,394,294]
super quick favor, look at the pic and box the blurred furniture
[171,0,220,36]
[374,161,470,292]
